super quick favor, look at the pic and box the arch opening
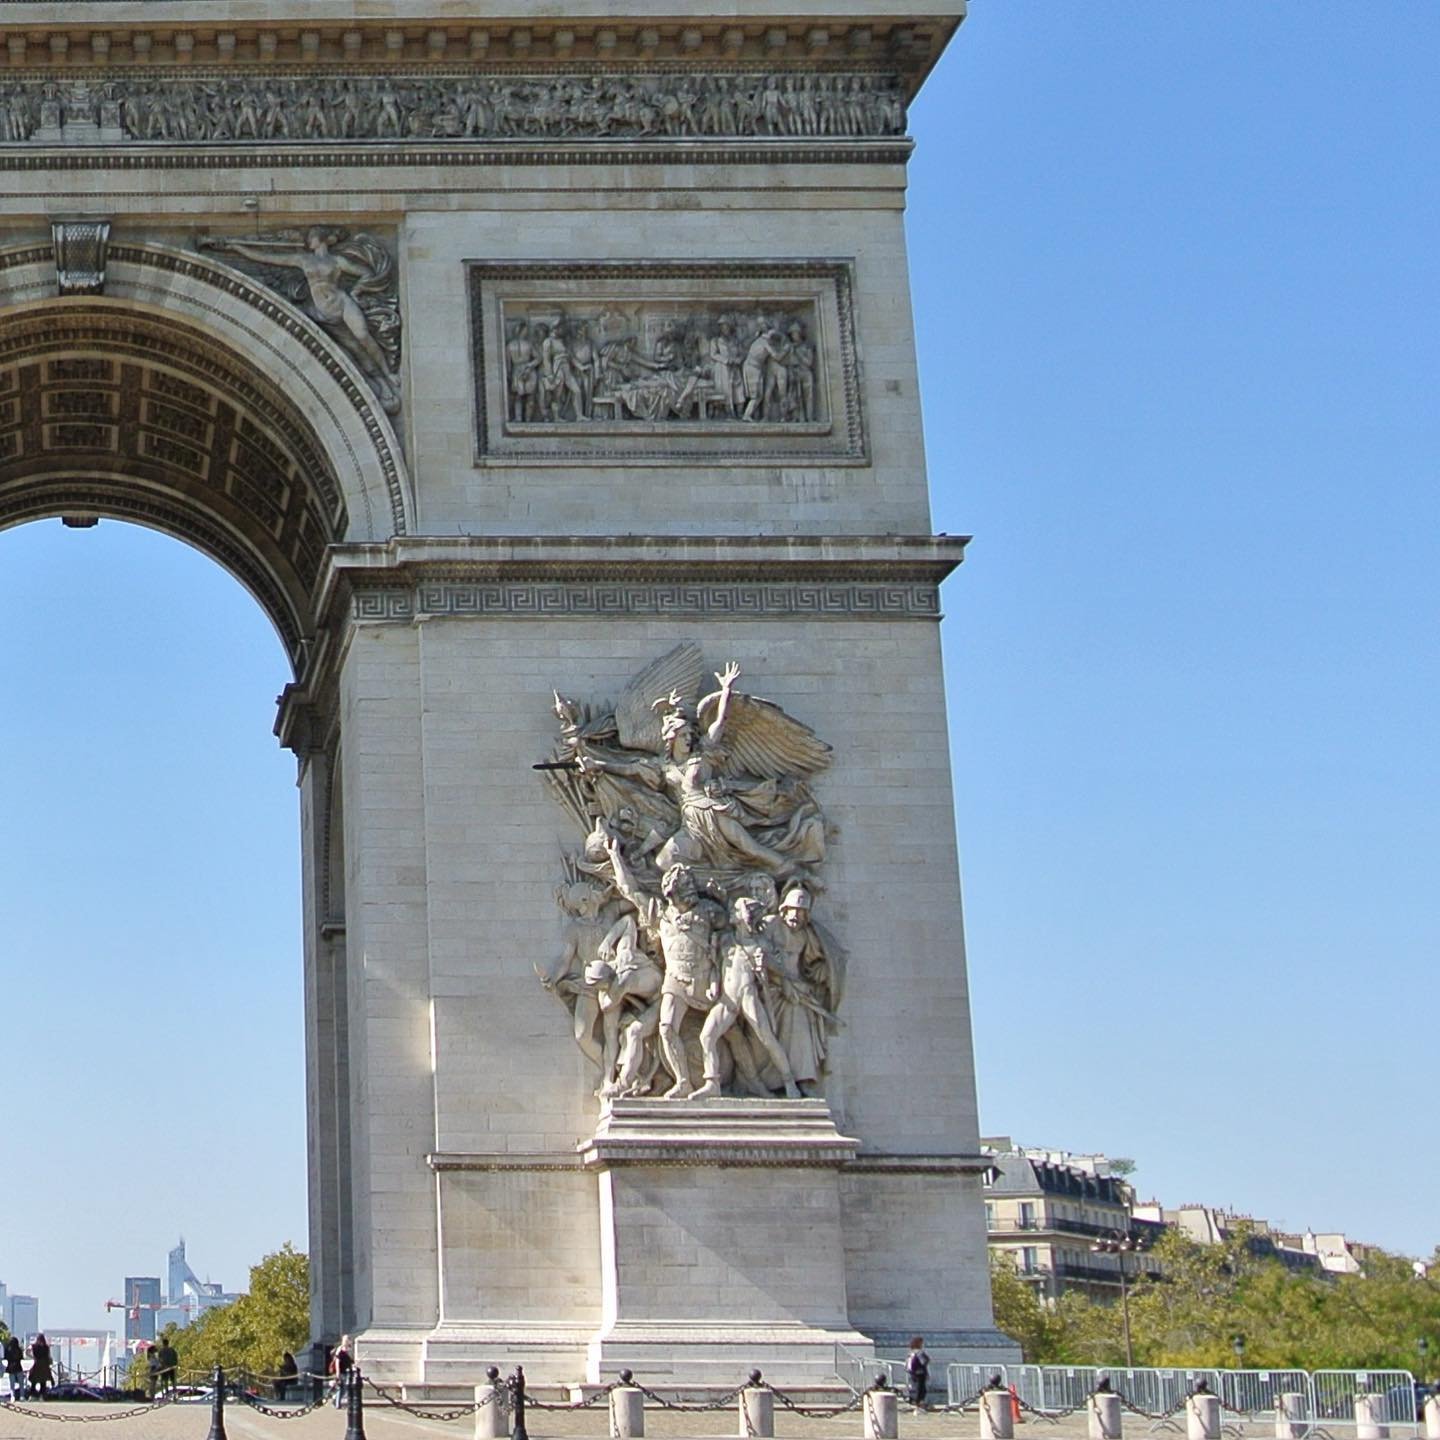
[0,301,349,674]
[0,517,310,1346]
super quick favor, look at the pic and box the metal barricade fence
[1007,1365,1044,1412]
[1111,1368,1209,1416]
[1217,1370,1311,1418]
[935,1366,1418,1428]
[1311,1371,1419,1433]
[1040,1368,1100,1413]
[947,1363,1010,1407]
[835,1345,908,1396]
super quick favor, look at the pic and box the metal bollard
[1275,1392,1308,1440]
[344,1368,367,1440]
[611,1371,645,1439]
[1423,1394,1440,1440]
[475,1367,506,1440]
[510,1366,528,1440]
[205,1365,227,1440]
[1354,1394,1389,1440]
[980,1388,1015,1440]
[1089,1392,1122,1440]
[1186,1394,1220,1440]
[740,1370,775,1439]
[864,1384,899,1440]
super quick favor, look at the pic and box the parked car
[1384,1381,1432,1423]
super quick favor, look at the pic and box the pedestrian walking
[3,1335,23,1401]
[146,1344,162,1400]
[275,1351,299,1402]
[158,1337,178,1395]
[906,1335,930,1413]
[28,1335,53,1399]
[330,1334,353,1408]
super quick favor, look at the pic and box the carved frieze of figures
[503,301,820,426]
[0,73,906,147]
[196,228,401,414]
[537,642,844,1102]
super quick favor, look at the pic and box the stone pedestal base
[579,1098,873,1384]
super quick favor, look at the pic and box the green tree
[1044,1229,1440,1372]
[989,1254,1066,1361]
[172,1244,309,1381]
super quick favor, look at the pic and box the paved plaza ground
[0,1398,1108,1440]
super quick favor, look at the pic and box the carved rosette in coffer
[466,260,866,466]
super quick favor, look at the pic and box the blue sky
[1,3,1436,1337]
[913,5,1436,1252]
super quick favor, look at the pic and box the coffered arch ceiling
[0,302,346,673]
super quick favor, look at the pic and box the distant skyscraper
[7,1294,39,1341]
[167,1238,221,1305]
[122,1277,161,1344]
[123,1243,240,1343]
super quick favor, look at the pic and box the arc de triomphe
[0,0,1011,1382]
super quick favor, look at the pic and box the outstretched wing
[698,690,832,779]
[614,640,704,754]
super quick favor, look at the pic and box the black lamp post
[1418,1336,1429,1381]
[1091,1231,1146,1369]
[1232,1335,1246,1370]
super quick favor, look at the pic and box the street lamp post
[1092,1231,1146,1369]
[1418,1336,1429,1382]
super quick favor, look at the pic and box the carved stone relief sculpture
[469,261,865,464]
[503,300,821,426]
[196,229,401,414]
[537,642,843,1102]
[0,73,907,147]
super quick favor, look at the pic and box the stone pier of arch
[0,0,1015,1384]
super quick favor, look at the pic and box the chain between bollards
[205,1366,226,1440]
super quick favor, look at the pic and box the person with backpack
[906,1335,930,1413]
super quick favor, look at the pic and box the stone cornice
[0,12,963,97]
[0,139,914,173]
[427,1152,585,1173]
[578,1096,862,1170]
[321,533,969,604]
[842,1152,994,1175]
[272,534,967,749]
[329,533,970,623]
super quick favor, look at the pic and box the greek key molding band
[350,581,943,621]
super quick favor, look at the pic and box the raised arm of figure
[703,662,741,744]
[212,238,310,271]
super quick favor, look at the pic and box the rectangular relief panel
[467,260,865,466]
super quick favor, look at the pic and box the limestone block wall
[598,1166,852,1329]
[343,609,987,1349]
[340,621,437,1332]
[397,166,931,537]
